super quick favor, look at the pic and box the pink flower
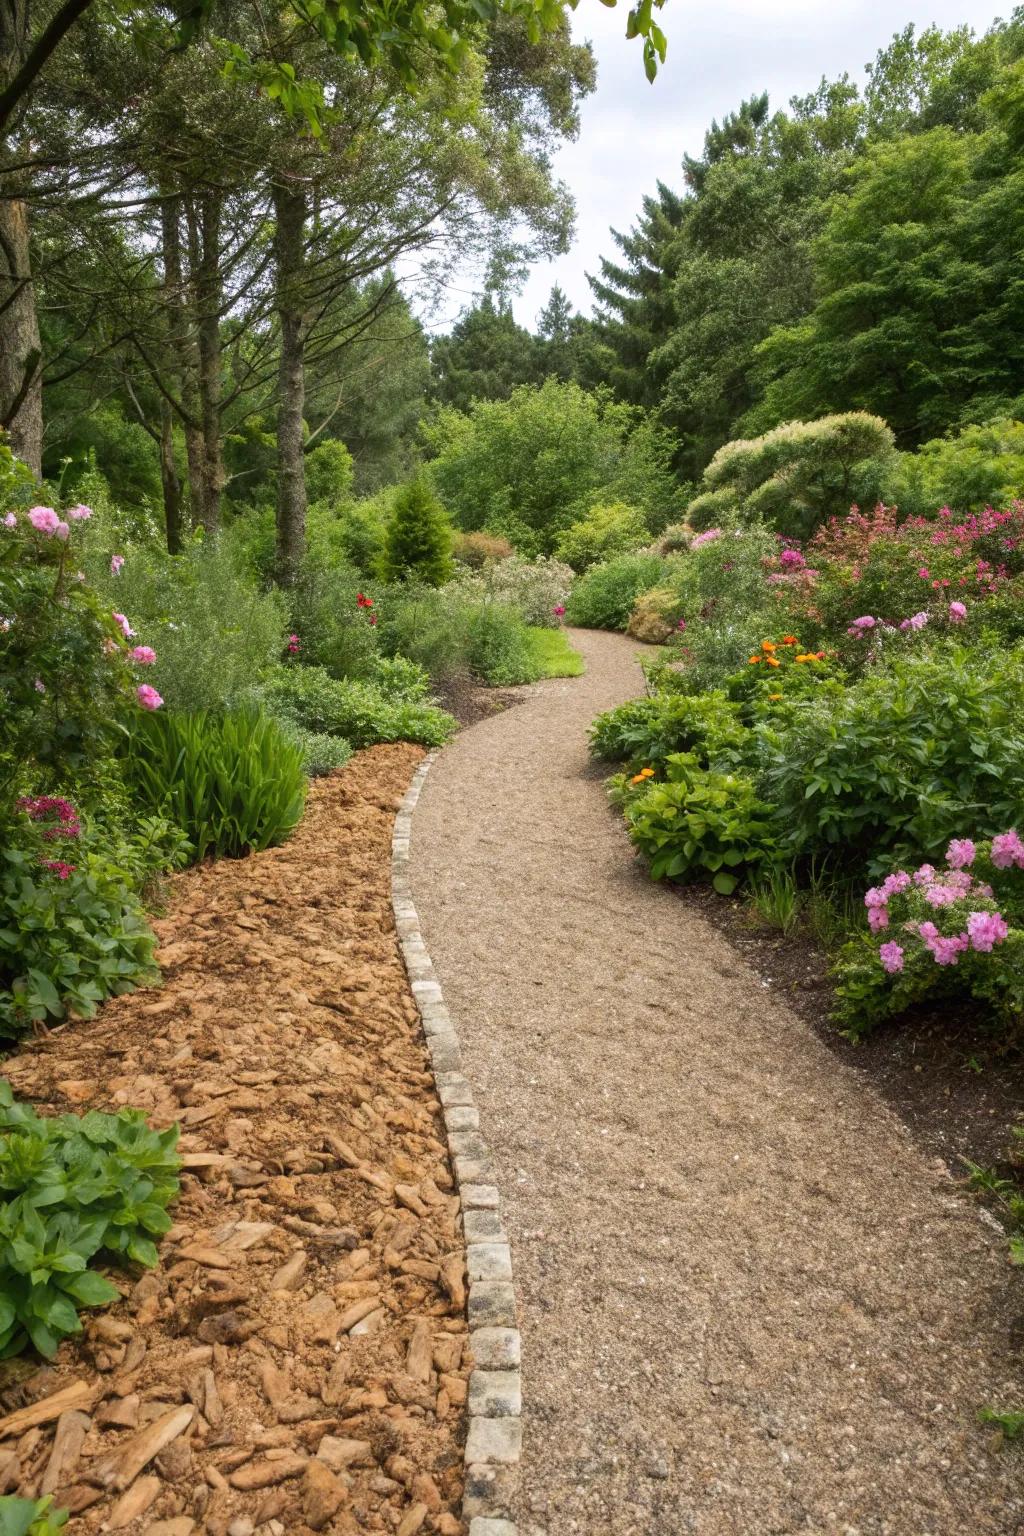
[967,910,1009,953]
[130,645,156,665]
[991,830,1024,870]
[137,683,163,711]
[913,864,937,887]
[867,906,889,933]
[287,633,301,655]
[778,548,806,570]
[847,615,876,635]
[553,605,566,617]
[65,504,92,521]
[112,612,135,638]
[691,528,721,548]
[40,859,76,880]
[949,600,967,622]
[924,884,958,908]
[27,506,59,535]
[880,870,912,898]
[906,611,929,631]
[110,554,125,575]
[3,512,15,528]
[34,678,45,693]
[54,521,70,541]
[918,567,930,579]
[879,942,904,973]
[864,886,888,909]
[676,618,686,631]
[930,933,969,966]
[946,838,976,869]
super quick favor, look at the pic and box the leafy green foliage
[261,665,455,749]
[463,605,540,686]
[555,502,650,572]
[589,690,746,771]
[625,762,777,893]
[382,478,454,586]
[893,419,1024,519]
[0,1082,180,1358]
[0,1495,69,1535]
[565,553,666,631]
[123,710,307,862]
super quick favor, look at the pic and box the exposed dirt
[410,626,1024,1536]
[433,672,527,730]
[0,744,469,1536]
[675,882,1024,1181]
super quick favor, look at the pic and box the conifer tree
[383,477,454,585]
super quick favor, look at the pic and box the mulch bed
[0,744,469,1536]
[674,882,1024,1181]
[433,674,526,730]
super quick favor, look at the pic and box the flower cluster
[287,633,301,655]
[356,592,377,627]
[17,795,81,840]
[691,528,721,548]
[630,766,656,786]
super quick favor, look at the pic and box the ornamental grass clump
[834,833,1024,1038]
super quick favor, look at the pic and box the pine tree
[430,296,543,410]
[383,477,454,585]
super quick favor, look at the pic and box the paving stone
[469,1327,521,1369]
[469,1370,521,1417]
[463,1208,505,1243]
[468,1520,518,1536]
[465,1417,522,1466]
[461,1184,500,1209]
[429,1035,463,1074]
[439,1076,475,1107]
[468,1281,516,1328]
[451,1130,490,1160]
[467,1243,513,1282]
[463,1463,518,1520]
[445,1105,480,1133]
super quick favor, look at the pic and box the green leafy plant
[589,690,747,771]
[555,502,650,572]
[0,1082,180,1358]
[0,1495,69,1535]
[625,761,777,893]
[260,664,456,749]
[123,709,307,861]
[565,553,666,631]
[464,604,541,686]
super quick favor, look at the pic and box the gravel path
[410,628,1024,1536]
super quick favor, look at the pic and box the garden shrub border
[392,754,522,1536]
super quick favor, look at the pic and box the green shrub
[0,1495,69,1534]
[383,478,454,585]
[0,798,160,1038]
[625,761,777,893]
[893,419,1024,519]
[555,502,650,572]
[287,557,378,680]
[286,729,353,777]
[375,586,469,679]
[447,553,573,627]
[566,554,666,631]
[0,1082,180,1357]
[762,646,1024,871]
[124,710,307,861]
[589,691,747,771]
[464,604,541,686]
[261,665,456,749]
[370,654,431,701]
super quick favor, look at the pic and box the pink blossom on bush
[847,615,876,634]
[553,604,566,617]
[864,886,887,909]
[54,520,70,541]
[34,678,45,693]
[912,864,937,887]
[130,645,157,665]
[65,504,92,521]
[924,884,959,908]
[778,548,806,570]
[676,618,686,631]
[40,859,76,879]
[287,633,301,655]
[949,600,967,622]
[110,554,125,575]
[879,942,904,973]
[991,830,1024,870]
[691,528,721,548]
[27,506,59,535]
[112,611,135,638]
[880,870,912,898]
[3,512,16,528]
[867,906,889,932]
[917,567,930,579]
[967,910,1009,952]
[136,683,163,710]
[946,837,976,868]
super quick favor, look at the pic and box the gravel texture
[408,627,1024,1536]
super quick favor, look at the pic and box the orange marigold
[761,640,777,652]
[748,655,762,664]
[765,656,781,667]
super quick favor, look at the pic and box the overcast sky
[428,0,1007,333]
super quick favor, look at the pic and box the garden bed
[0,744,470,1536]
[673,883,1024,1181]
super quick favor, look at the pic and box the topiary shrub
[383,478,454,586]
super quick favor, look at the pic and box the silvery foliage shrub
[662,523,780,691]
[447,554,573,627]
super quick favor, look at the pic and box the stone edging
[392,751,522,1536]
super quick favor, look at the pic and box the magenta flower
[130,645,157,665]
[137,683,163,710]
[553,605,566,616]
[27,506,59,535]
[110,554,125,575]
[287,633,301,655]
[40,859,76,880]
[948,600,967,622]
[676,618,686,631]
[691,528,721,548]
[946,838,976,869]
[879,942,904,973]
[112,611,135,638]
[867,906,889,933]
[65,504,92,521]
[991,830,1024,870]
[918,567,930,579]
[967,910,1009,952]
[778,548,806,570]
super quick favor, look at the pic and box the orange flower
[761,640,777,653]
[768,692,783,701]
[781,635,798,645]
[630,767,656,785]
[794,653,818,663]
[765,656,781,667]
[748,655,762,664]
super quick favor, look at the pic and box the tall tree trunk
[187,192,223,535]
[159,397,182,554]
[273,177,308,584]
[159,192,205,532]
[0,3,42,477]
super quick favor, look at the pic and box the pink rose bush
[835,832,1024,1037]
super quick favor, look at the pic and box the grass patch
[525,627,585,678]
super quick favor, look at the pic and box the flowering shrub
[448,553,573,627]
[834,835,1024,1037]
[625,761,777,893]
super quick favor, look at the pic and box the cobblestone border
[392,752,521,1536]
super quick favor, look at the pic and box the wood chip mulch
[0,742,469,1536]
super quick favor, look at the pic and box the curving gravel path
[410,627,1024,1536]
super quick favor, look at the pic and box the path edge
[393,751,522,1536]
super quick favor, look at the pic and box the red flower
[357,593,374,609]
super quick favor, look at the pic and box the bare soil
[409,626,1024,1536]
[0,744,469,1536]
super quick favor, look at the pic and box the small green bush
[626,761,777,893]
[383,478,454,585]
[375,587,468,679]
[566,554,666,631]
[124,710,307,861]
[589,691,747,771]
[464,604,541,686]
[0,1495,68,1534]
[286,728,353,777]
[555,502,650,572]
[370,654,431,701]
[0,1082,180,1357]
[261,665,456,749]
